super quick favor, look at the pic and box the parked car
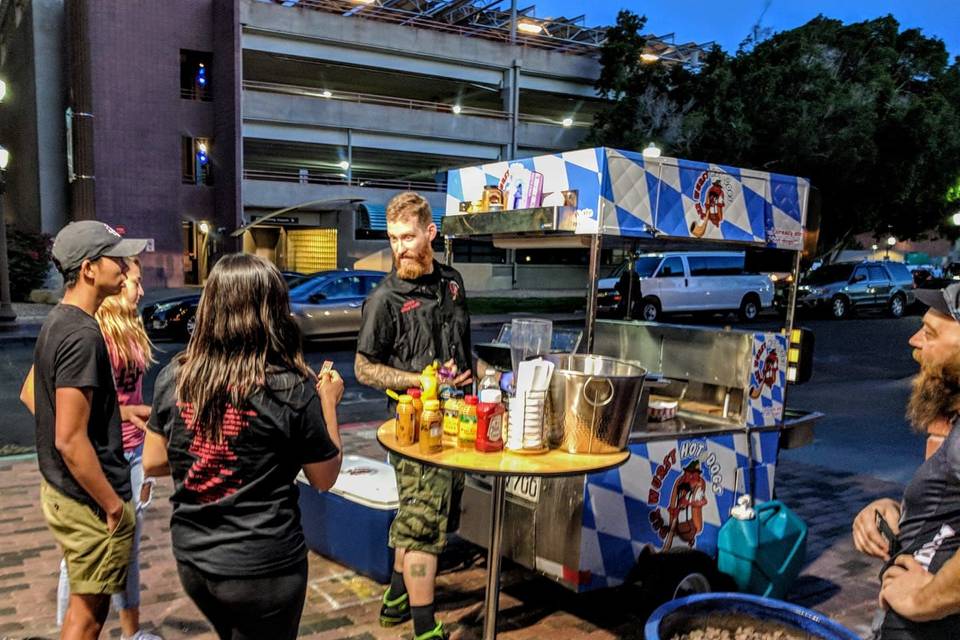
[289,270,386,340]
[597,251,774,322]
[796,261,915,319]
[143,270,305,340]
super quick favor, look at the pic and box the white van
[597,251,774,322]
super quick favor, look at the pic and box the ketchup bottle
[475,387,505,453]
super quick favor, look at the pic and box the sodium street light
[640,52,660,63]
[642,142,662,159]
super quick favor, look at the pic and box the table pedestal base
[482,476,506,640]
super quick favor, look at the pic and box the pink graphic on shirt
[177,401,256,503]
[104,334,146,451]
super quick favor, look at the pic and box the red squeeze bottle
[476,387,505,453]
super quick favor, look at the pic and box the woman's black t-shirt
[147,362,339,577]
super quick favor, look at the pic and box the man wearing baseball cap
[852,282,960,639]
[32,221,147,639]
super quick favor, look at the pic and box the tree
[590,12,960,252]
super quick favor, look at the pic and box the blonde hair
[386,191,433,229]
[96,257,154,372]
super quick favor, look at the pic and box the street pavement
[0,302,932,638]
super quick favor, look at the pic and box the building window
[180,50,212,101]
[182,137,213,185]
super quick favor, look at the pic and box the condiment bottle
[420,363,439,403]
[419,399,443,455]
[476,387,505,453]
[458,395,479,449]
[406,388,422,443]
[395,394,416,447]
[443,397,461,439]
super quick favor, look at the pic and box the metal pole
[509,0,517,45]
[0,172,17,326]
[509,61,520,160]
[346,129,353,184]
[584,233,602,352]
[444,236,453,267]
[624,253,635,321]
[482,476,507,640]
[780,249,803,411]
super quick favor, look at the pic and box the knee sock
[412,603,437,637]
[389,570,407,599]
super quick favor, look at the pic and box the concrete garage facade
[0,0,706,288]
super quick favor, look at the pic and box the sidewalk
[0,423,901,640]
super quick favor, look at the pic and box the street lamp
[0,142,17,326]
[642,142,662,159]
[952,212,960,226]
[885,235,896,260]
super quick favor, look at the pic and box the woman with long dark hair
[143,254,343,640]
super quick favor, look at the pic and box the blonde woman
[55,257,161,640]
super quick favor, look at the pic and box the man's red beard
[907,356,960,432]
[394,244,434,280]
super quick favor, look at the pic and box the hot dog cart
[440,147,821,594]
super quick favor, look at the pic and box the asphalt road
[0,313,928,484]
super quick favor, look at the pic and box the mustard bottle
[395,394,416,447]
[420,399,443,454]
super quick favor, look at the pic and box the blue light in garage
[196,63,207,88]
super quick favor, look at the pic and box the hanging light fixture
[642,142,662,158]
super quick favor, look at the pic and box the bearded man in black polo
[355,192,473,640]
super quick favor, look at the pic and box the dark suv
[796,261,915,319]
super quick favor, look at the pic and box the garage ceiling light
[338,160,350,170]
[517,21,543,35]
[561,117,573,127]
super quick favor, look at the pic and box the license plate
[505,476,540,504]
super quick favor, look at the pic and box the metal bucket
[543,354,647,454]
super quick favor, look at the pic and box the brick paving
[0,426,904,640]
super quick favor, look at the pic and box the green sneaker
[413,621,448,640]
[379,588,411,627]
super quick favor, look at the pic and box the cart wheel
[630,548,734,603]
[673,572,713,599]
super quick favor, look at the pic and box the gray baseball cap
[915,282,960,322]
[51,221,147,273]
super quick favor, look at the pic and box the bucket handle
[583,376,615,407]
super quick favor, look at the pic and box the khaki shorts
[40,480,135,595]
[388,454,464,555]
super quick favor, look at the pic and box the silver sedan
[289,270,386,340]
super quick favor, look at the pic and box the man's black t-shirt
[34,304,131,510]
[148,362,339,576]
[880,418,960,638]
[356,261,472,389]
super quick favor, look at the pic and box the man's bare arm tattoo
[354,353,420,391]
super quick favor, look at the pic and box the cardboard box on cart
[297,455,398,583]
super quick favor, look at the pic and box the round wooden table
[377,421,630,640]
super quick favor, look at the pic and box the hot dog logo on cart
[647,440,723,551]
[690,172,732,238]
[749,337,784,401]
